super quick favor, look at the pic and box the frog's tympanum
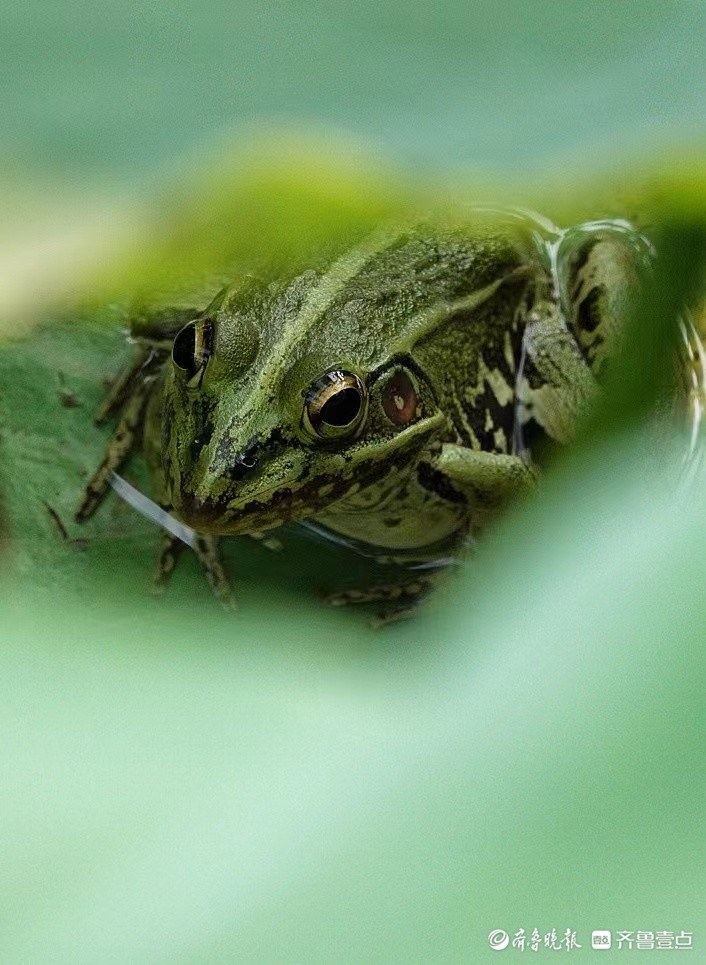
[75,212,650,621]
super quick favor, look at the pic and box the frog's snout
[170,440,263,530]
[171,487,229,531]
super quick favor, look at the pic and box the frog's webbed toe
[323,576,436,627]
[193,534,237,609]
[153,530,237,609]
[152,531,187,596]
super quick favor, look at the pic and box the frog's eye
[303,370,367,441]
[380,367,420,426]
[172,319,213,389]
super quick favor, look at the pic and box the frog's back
[308,218,545,454]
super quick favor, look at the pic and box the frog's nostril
[228,443,259,481]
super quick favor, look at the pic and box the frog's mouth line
[111,469,331,541]
[113,411,449,542]
[182,409,448,533]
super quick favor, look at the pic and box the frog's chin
[171,478,337,537]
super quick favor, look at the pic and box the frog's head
[161,269,447,536]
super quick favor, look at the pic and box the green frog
[75,210,647,621]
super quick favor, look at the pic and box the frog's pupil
[172,322,197,374]
[320,387,361,426]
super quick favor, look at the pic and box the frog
[75,210,646,622]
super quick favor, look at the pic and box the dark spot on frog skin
[576,286,605,334]
[568,240,597,297]
[516,415,555,463]
[416,461,466,505]
[458,381,514,452]
[189,401,215,464]
[383,516,402,527]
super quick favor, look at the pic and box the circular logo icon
[488,929,510,950]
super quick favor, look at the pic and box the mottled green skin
[155,215,633,554]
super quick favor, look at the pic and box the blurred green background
[1,1,706,961]
[2,0,705,182]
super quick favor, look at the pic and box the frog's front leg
[76,327,171,522]
[152,529,236,610]
[428,444,537,513]
[75,375,154,521]
[152,525,284,608]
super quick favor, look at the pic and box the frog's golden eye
[303,370,367,440]
[172,319,212,389]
